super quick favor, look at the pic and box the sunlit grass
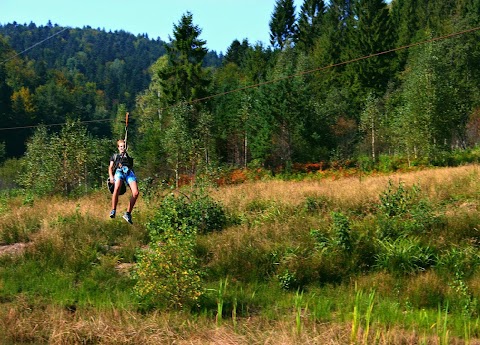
[2,164,480,343]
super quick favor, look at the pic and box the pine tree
[224,39,250,66]
[344,0,393,103]
[295,0,326,53]
[158,12,209,108]
[269,0,297,50]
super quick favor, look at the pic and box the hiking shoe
[109,209,116,218]
[123,212,133,224]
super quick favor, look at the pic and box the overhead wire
[0,25,479,132]
[0,119,111,131]
[0,26,69,64]
[180,25,480,108]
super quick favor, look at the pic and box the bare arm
[108,160,115,181]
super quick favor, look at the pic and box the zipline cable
[0,25,479,132]
[124,112,129,150]
[0,27,69,64]
[174,25,480,109]
[0,118,111,131]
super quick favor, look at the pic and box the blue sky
[2,0,304,54]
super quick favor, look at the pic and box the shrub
[330,212,353,252]
[310,212,353,252]
[134,193,209,310]
[18,122,110,196]
[133,225,203,310]
[376,181,441,239]
[0,158,22,190]
[302,195,330,214]
[436,246,480,280]
[147,192,226,239]
[378,180,415,218]
[374,237,437,275]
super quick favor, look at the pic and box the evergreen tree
[149,12,212,180]
[158,12,209,108]
[242,43,273,84]
[311,0,353,86]
[344,0,393,104]
[295,0,326,53]
[254,48,312,168]
[135,56,169,177]
[269,0,297,50]
[224,39,250,66]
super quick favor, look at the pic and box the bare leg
[111,179,123,211]
[127,180,139,213]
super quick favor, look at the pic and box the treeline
[0,21,221,157]
[134,0,480,181]
[2,0,480,190]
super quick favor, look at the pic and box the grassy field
[2,165,480,344]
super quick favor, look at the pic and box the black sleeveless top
[110,152,133,169]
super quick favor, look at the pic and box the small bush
[330,212,352,252]
[375,237,437,275]
[134,193,207,310]
[133,226,203,310]
[376,181,441,239]
[147,192,226,238]
[378,180,416,218]
[436,246,480,280]
[0,158,22,190]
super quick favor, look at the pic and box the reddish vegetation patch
[292,162,326,173]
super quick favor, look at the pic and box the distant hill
[0,22,222,108]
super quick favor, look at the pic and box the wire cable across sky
[1,25,479,132]
[0,26,69,64]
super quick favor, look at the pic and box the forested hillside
[1,0,480,190]
[0,21,221,157]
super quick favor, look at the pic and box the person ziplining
[107,112,139,224]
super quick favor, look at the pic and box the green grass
[2,165,480,343]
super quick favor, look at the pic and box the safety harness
[107,112,132,195]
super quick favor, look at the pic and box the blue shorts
[114,166,137,185]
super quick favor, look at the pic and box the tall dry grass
[2,165,480,344]
[2,301,479,345]
[211,165,480,212]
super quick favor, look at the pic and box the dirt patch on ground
[0,243,29,257]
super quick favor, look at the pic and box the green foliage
[0,211,138,308]
[377,180,441,239]
[133,195,207,310]
[330,212,352,252]
[277,269,298,291]
[0,141,5,163]
[133,228,203,310]
[269,0,297,49]
[437,246,480,280]
[302,195,330,214]
[0,158,22,190]
[159,12,209,106]
[309,212,353,252]
[133,188,226,309]
[18,121,110,196]
[374,237,437,275]
[378,180,416,218]
[295,0,326,53]
[344,0,393,98]
[147,191,226,239]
